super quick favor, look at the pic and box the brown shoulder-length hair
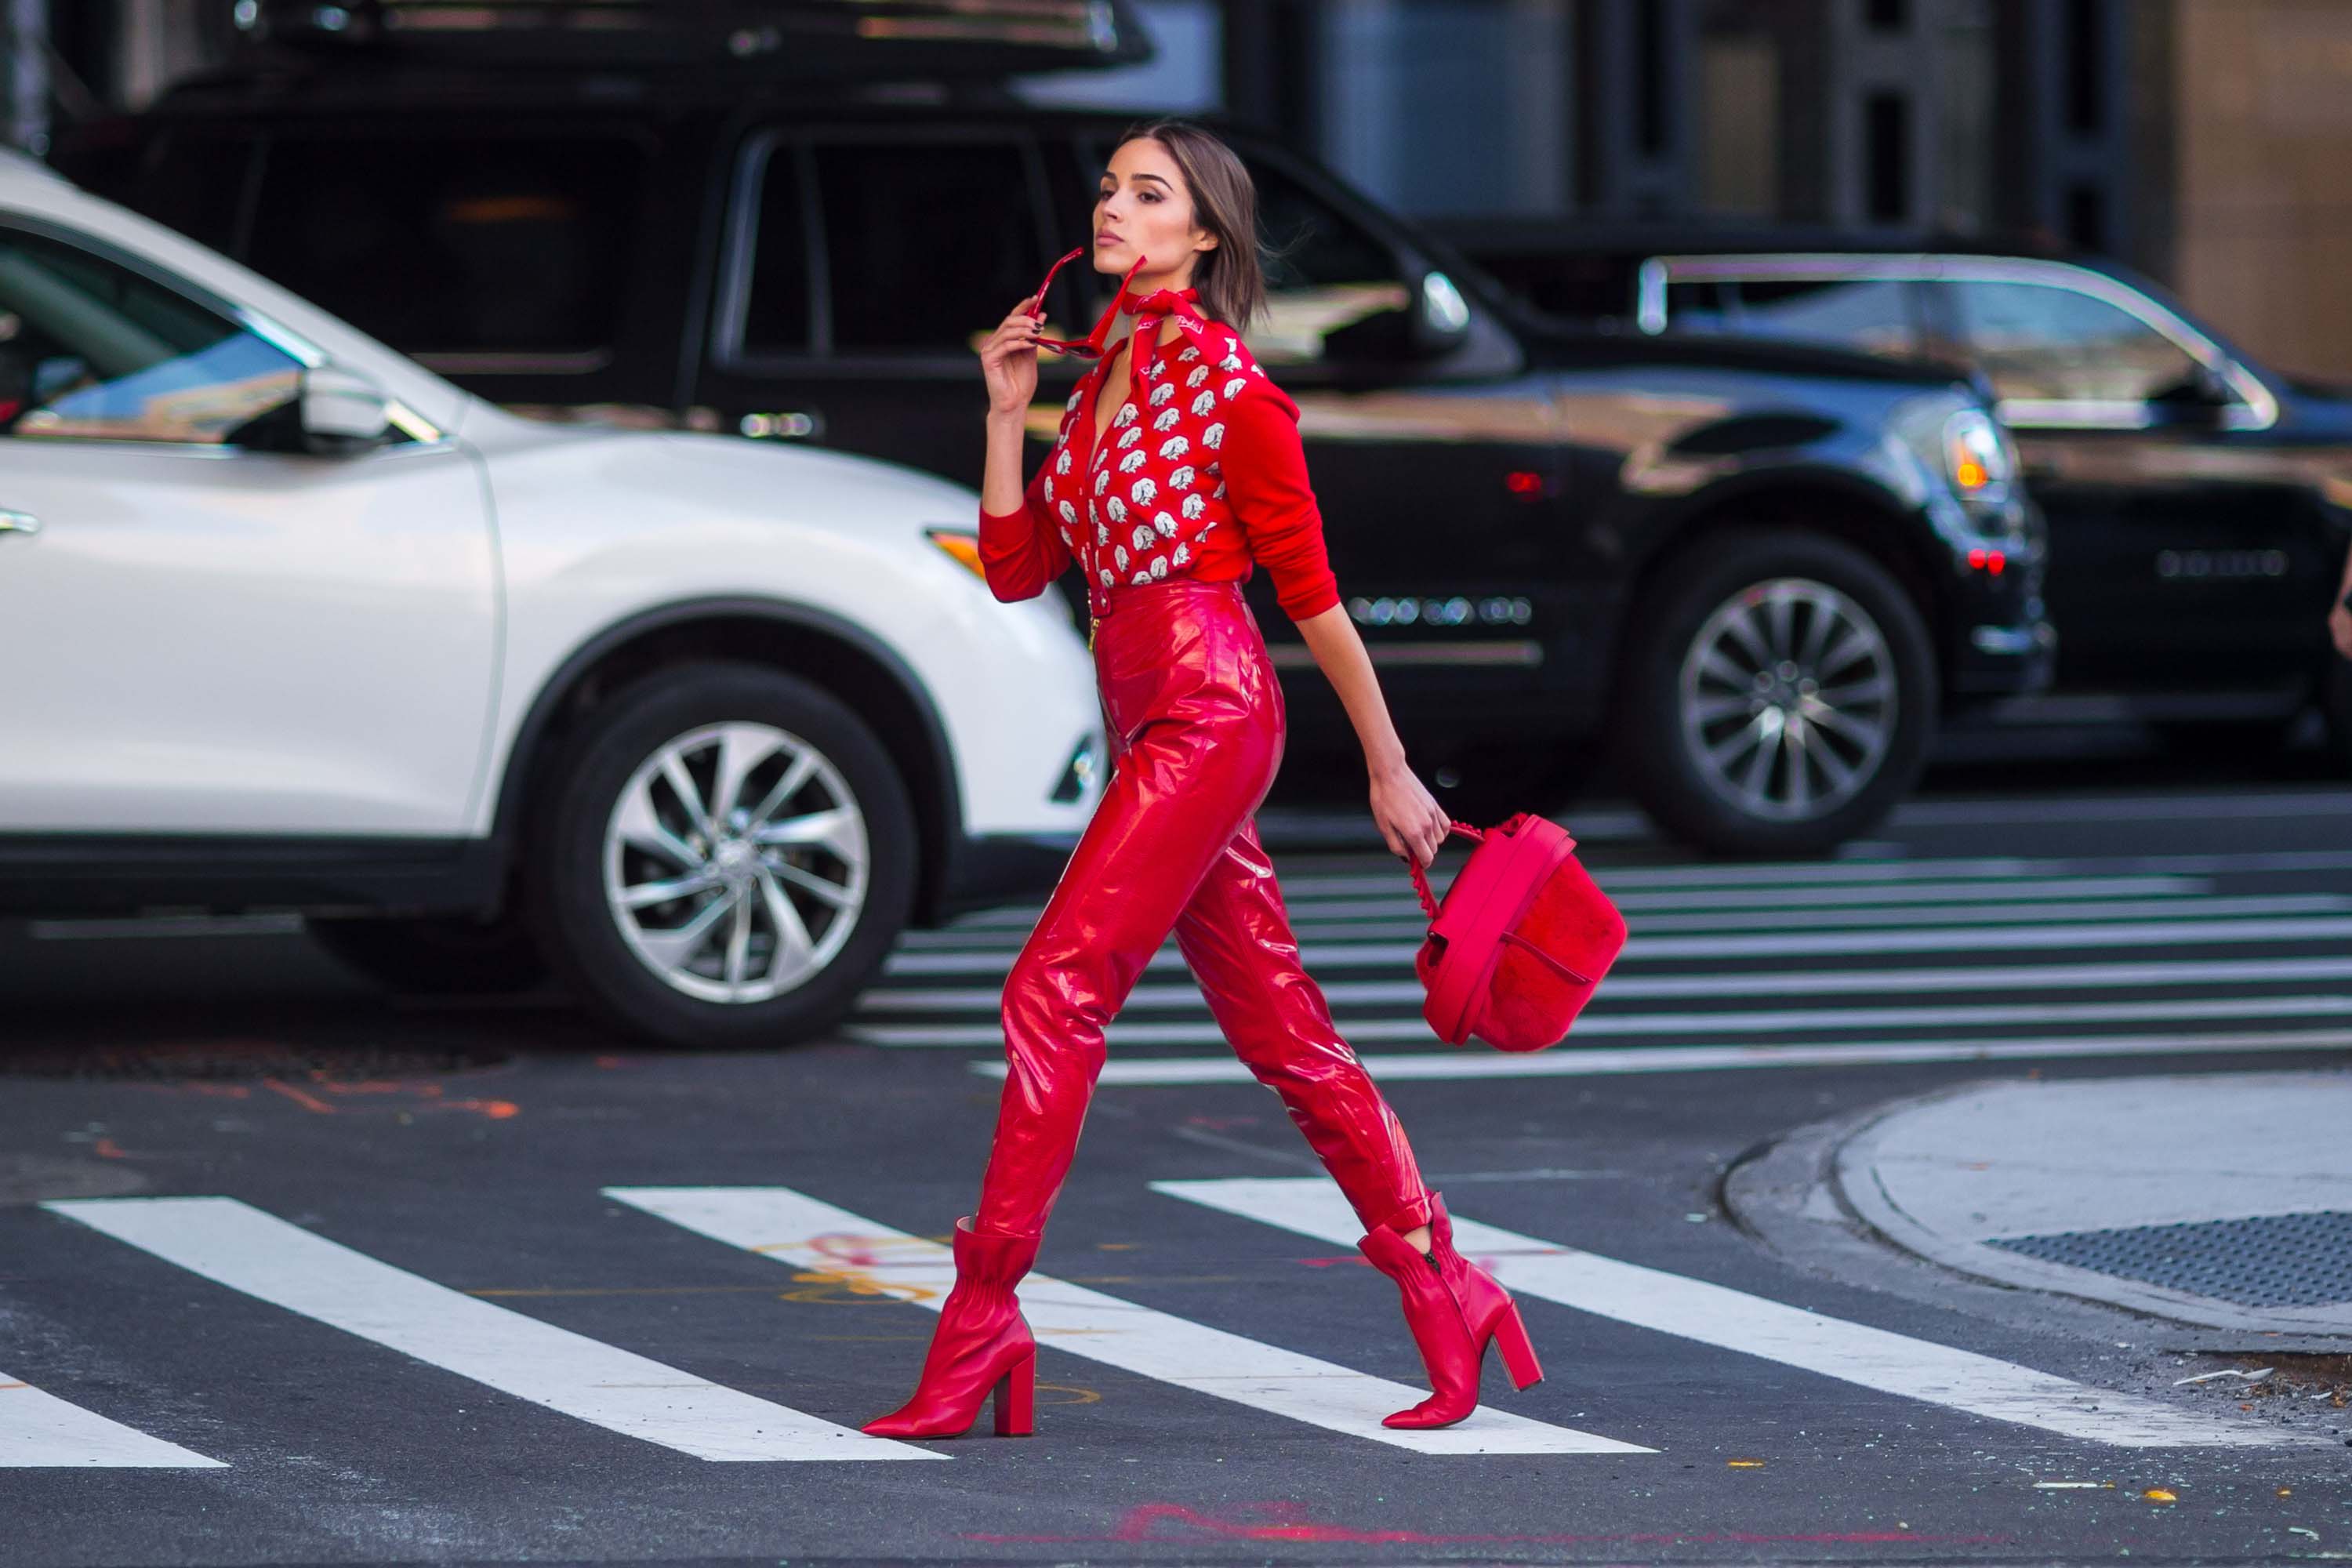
[1113,118,1269,336]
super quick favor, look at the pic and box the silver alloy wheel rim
[602,722,869,1004]
[1676,576,1896,823]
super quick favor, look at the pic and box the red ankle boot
[863,1219,1040,1439]
[1359,1192,1542,1428]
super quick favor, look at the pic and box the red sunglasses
[1028,245,1149,358]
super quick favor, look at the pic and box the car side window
[1244,160,1412,365]
[1722,276,1921,360]
[243,133,644,368]
[810,139,1047,356]
[0,226,301,446]
[1661,278,1737,335]
[1946,280,2205,408]
[738,136,815,358]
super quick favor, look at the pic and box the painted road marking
[1891,789,2352,826]
[1155,1179,2307,1450]
[851,994,2352,1050]
[911,893,2347,949]
[860,955,2352,1016]
[604,1185,1651,1457]
[0,1371,225,1468]
[1267,894,2352,941]
[42,1197,932,1463]
[981,1028,2352,1084]
[899,876,2218,941]
[933,846,2352,920]
[884,915,2352,977]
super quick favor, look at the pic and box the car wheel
[1621,530,1936,857]
[528,662,916,1047]
[306,912,548,996]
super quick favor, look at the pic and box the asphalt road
[5,739,2351,1567]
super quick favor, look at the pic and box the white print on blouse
[1045,321,1290,601]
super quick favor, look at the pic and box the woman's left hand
[1370,758,1451,869]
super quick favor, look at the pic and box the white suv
[0,151,1103,1047]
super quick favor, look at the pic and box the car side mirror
[301,365,392,450]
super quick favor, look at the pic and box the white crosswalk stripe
[1152,1179,2310,1450]
[982,1028,2352,1082]
[604,1185,1653,1456]
[42,1197,935,1463]
[856,994,2352,1050]
[858,840,2352,1076]
[905,894,2350,949]
[897,876,2220,943]
[0,1371,225,1468]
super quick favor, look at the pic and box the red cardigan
[977,323,1341,622]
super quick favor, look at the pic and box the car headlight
[1942,408,2015,506]
[926,528,987,580]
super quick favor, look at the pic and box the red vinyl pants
[975,579,1433,1240]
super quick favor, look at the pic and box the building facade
[9,0,2350,376]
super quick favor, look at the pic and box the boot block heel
[1490,1303,1543,1391]
[992,1349,1036,1436]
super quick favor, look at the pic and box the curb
[1719,1086,2351,1354]
[1831,1087,2352,1341]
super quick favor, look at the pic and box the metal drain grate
[1987,1210,2352,1308]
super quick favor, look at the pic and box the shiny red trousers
[975,579,1433,1240]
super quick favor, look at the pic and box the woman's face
[1094,138,1217,292]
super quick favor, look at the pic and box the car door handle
[0,510,39,539]
[739,411,823,441]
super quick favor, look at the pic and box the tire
[526,662,918,1048]
[1619,529,1938,857]
[306,912,549,996]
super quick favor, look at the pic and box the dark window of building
[813,140,1046,355]
[1864,91,1910,223]
[1635,0,1671,154]
[245,132,644,361]
[1865,0,1908,31]
[0,224,301,446]
[2065,0,2106,134]
[739,140,813,357]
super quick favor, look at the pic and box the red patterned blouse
[977,286,1341,625]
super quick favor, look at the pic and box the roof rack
[227,0,1152,78]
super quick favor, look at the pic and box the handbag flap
[1421,818,1578,1043]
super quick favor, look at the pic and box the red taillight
[1967,548,2007,575]
[1504,470,1544,495]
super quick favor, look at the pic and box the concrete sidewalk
[1825,1070,2352,1338]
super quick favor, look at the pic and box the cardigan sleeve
[1217,390,1341,620]
[977,446,1074,604]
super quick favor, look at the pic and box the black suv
[1439,220,2352,751]
[59,65,2051,855]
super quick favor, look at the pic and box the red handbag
[1406,813,1627,1052]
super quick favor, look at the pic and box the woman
[865,119,1541,1440]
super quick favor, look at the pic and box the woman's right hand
[981,294,1045,418]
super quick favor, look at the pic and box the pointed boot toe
[1359,1192,1543,1428]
